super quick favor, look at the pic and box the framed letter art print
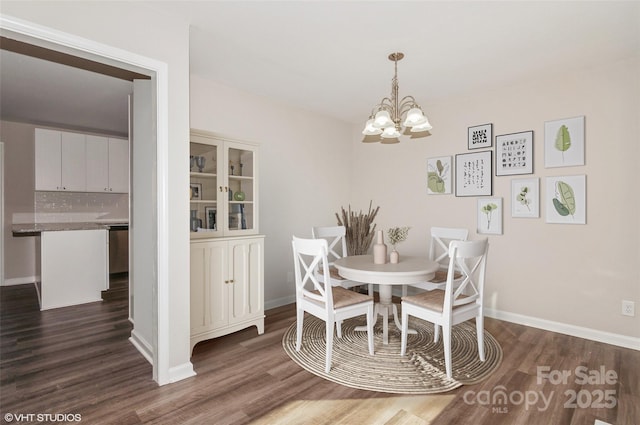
[468,123,493,150]
[455,151,492,196]
[496,131,533,176]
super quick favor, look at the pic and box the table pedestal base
[355,284,416,344]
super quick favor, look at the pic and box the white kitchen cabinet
[108,138,129,193]
[190,236,265,352]
[40,229,108,310]
[35,128,86,191]
[86,135,129,193]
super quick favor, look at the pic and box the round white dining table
[333,255,439,345]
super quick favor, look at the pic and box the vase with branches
[335,201,380,255]
[387,226,410,263]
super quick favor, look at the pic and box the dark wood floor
[1,283,638,425]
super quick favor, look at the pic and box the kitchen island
[12,221,128,310]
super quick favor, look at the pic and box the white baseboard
[168,362,196,383]
[129,329,153,365]
[3,276,39,286]
[485,308,640,351]
[265,295,295,311]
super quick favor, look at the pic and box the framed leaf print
[544,116,585,168]
[468,123,492,149]
[511,178,539,218]
[477,198,502,235]
[427,156,452,194]
[545,175,586,224]
[496,131,533,176]
[455,151,492,197]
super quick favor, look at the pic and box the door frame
[0,15,172,384]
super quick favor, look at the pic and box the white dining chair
[402,227,469,297]
[312,226,373,296]
[292,236,375,373]
[400,238,489,379]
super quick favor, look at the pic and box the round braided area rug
[282,315,502,394]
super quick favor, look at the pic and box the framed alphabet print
[496,131,533,176]
[544,116,585,168]
[511,177,539,218]
[455,151,492,196]
[468,123,493,150]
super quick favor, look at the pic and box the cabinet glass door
[225,144,255,235]
[190,141,220,237]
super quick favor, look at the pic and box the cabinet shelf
[190,171,217,178]
[190,199,217,204]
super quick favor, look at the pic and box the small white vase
[373,230,387,264]
[389,249,399,264]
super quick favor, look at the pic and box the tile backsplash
[31,192,129,223]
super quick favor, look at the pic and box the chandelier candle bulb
[373,230,388,264]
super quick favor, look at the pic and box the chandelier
[362,52,432,142]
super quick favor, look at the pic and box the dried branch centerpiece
[387,226,410,264]
[335,201,380,256]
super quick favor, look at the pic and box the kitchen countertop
[12,221,129,236]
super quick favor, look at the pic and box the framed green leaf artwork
[511,178,539,218]
[477,198,503,235]
[545,175,586,224]
[544,116,585,168]
[427,156,452,194]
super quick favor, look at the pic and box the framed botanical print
[545,175,586,224]
[477,198,503,235]
[511,178,539,218]
[544,116,585,168]
[455,151,492,196]
[427,156,453,194]
[496,131,533,176]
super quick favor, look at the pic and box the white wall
[1,1,193,383]
[190,76,353,307]
[350,57,640,341]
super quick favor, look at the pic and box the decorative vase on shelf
[373,230,387,264]
[389,248,399,264]
[190,210,201,232]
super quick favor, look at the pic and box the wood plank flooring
[1,283,638,424]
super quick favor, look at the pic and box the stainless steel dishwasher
[108,226,129,275]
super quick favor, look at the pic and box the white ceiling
[1,1,639,135]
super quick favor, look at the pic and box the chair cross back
[447,241,486,309]
[292,237,333,309]
[312,226,347,265]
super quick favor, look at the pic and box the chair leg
[443,326,452,379]
[336,320,343,338]
[367,304,374,355]
[476,315,485,361]
[434,324,440,343]
[296,308,304,351]
[325,319,334,373]
[400,304,409,356]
